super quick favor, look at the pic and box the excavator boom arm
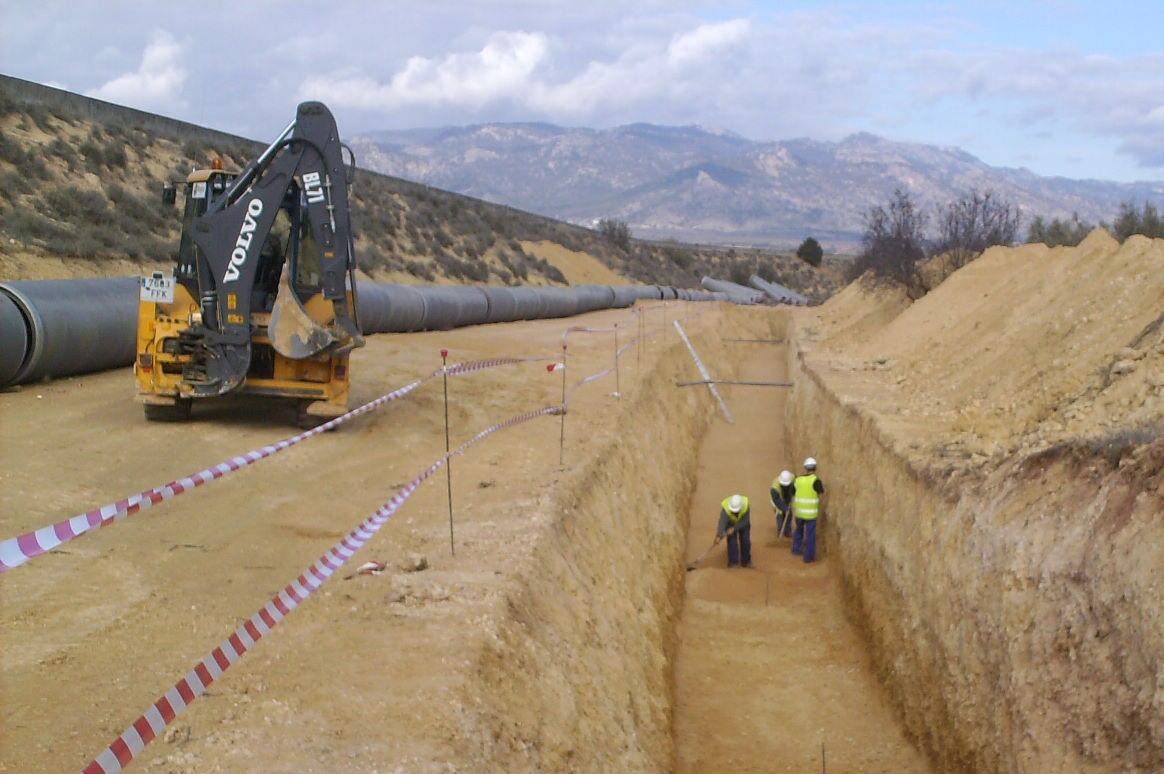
[185,102,361,394]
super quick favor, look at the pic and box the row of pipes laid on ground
[0,275,805,389]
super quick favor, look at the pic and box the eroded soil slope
[789,231,1163,771]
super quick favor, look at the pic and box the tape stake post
[441,349,454,557]
[559,343,567,467]
[613,324,621,399]
[637,310,643,371]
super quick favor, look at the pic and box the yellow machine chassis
[134,283,353,419]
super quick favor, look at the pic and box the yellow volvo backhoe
[135,102,364,426]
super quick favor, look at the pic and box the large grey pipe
[748,274,807,305]
[0,277,730,387]
[700,277,765,305]
[0,278,139,387]
[0,291,28,386]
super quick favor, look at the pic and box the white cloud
[300,31,549,109]
[667,19,750,67]
[85,30,186,111]
[300,19,753,120]
[909,47,1164,168]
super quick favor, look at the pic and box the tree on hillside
[1026,212,1094,247]
[847,189,928,289]
[934,189,1020,268]
[597,218,631,250]
[796,236,823,267]
[1113,200,1164,241]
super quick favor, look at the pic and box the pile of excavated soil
[806,230,1164,475]
[786,232,1163,771]
[0,299,777,771]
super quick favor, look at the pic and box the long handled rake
[686,530,729,571]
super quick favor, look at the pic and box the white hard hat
[728,494,743,514]
[778,470,794,486]
[804,457,817,470]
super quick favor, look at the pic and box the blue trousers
[726,524,751,566]
[791,517,817,563]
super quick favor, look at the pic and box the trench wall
[784,323,1164,772]
[450,308,785,770]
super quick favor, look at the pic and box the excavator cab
[135,102,364,426]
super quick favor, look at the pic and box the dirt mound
[788,233,1164,770]
[811,230,1164,469]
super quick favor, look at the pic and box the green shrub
[78,140,105,172]
[0,133,25,165]
[405,259,435,281]
[796,236,824,267]
[43,185,113,225]
[101,140,128,169]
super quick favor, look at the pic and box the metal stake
[559,343,567,466]
[441,349,454,556]
[614,324,620,398]
[637,310,643,370]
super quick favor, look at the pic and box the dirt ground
[5,231,1159,772]
[3,296,913,772]
[672,346,929,773]
[0,302,674,771]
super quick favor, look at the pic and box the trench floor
[671,344,930,773]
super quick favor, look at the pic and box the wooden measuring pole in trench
[440,349,455,556]
[673,320,734,423]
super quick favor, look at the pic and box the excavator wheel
[144,399,193,422]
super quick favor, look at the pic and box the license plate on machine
[140,273,175,303]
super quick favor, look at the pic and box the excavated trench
[458,304,1160,772]
[450,307,933,771]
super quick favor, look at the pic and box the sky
[1,0,1162,183]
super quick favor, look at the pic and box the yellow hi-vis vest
[793,475,820,520]
[721,495,750,524]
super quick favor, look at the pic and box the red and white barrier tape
[571,340,637,392]
[83,404,563,774]
[0,357,546,574]
[561,323,618,346]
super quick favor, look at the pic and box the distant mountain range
[351,123,1164,249]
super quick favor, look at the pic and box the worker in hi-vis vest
[791,458,826,563]
[771,470,795,538]
[716,494,752,568]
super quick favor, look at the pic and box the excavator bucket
[268,263,338,360]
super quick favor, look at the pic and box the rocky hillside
[0,76,839,301]
[353,123,1164,249]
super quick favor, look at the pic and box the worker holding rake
[717,494,752,568]
[771,469,795,538]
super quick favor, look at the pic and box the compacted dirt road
[672,342,929,773]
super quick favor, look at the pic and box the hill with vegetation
[0,76,840,302]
